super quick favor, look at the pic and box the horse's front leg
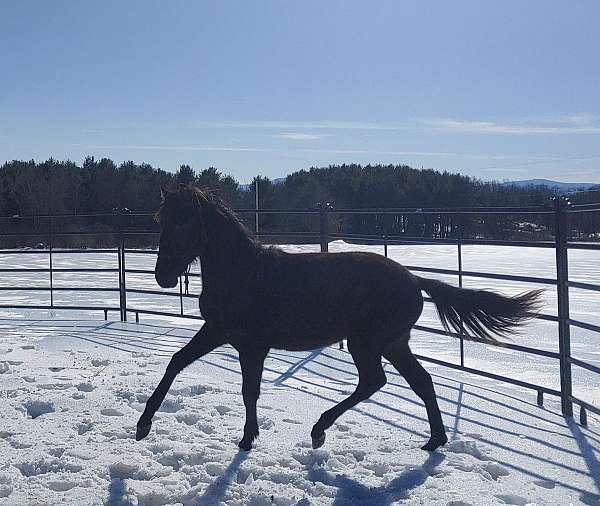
[136,323,224,441]
[238,346,269,451]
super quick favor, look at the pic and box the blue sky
[1,1,599,183]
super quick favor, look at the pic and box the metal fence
[1,199,599,427]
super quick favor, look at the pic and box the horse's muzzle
[155,271,178,288]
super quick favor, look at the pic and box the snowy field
[1,242,600,504]
[1,318,600,505]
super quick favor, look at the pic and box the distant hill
[244,177,599,194]
[503,179,597,193]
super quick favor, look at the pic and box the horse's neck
[198,203,259,288]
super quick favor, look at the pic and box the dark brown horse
[136,184,541,452]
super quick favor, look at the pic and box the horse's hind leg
[136,324,224,441]
[383,337,447,451]
[310,338,386,449]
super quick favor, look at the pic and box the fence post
[121,210,129,322]
[48,216,54,308]
[115,208,127,322]
[255,176,259,235]
[457,227,465,368]
[319,203,331,253]
[554,196,573,417]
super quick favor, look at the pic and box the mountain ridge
[503,179,598,193]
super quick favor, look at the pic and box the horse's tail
[416,276,543,344]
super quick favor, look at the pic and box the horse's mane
[193,187,263,250]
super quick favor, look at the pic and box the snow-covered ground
[1,317,600,505]
[0,242,599,504]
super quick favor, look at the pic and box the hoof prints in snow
[22,400,55,419]
[109,461,140,479]
[6,438,33,450]
[176,412,203,425]
[0,473,14,498]
[494,494,530,505]
[198,422,215,434]
[215,405,232,415]
[481,462,510,481]
[46,480,77,492]
[148,441,172,455]
[171,384,213,397]
[76,382,94,392]
[446,439,489,461]
[47,447,65,458]
[77,419,94,435]
[258,416,275,430]
[17,458,83,477]
[158,397,184,413]
[116,388,148,404]
[101,408,124,417]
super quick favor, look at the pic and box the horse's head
[154,184,205,288]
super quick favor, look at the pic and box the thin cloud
[421,118,600,135]
[187,117,600,135]
[75,142,544,160]
[301,148,455,156]
[188,120,405,131]
[301,148,370,155]
[278,132,323,140]
[299,149,567,161]
[524,113,598,126]
[77,144,268,152]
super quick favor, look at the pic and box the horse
[136,184,542,452]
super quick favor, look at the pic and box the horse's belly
[262,314,347,351]
[270,332,343,351]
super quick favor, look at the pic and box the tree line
[0,157,598,247]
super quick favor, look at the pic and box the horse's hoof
[238,438,253,452]
[136,423,152,441]
[421,434,448,452]
[312,432,326,449]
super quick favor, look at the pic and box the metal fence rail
[1,199,599,426]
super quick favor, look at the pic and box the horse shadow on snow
[306,450,446,505]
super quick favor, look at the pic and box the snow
[0,317,599,505]
[0,241,599,504]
